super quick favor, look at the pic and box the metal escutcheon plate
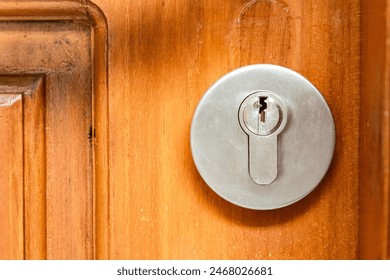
[190,64,335,210]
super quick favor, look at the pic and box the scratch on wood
[237,0,290,24]
[237,0,258,24]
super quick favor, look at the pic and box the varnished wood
[45,73,93,259]
[92,18,110,260]
[92,0,360,259]
[0,1,89,21]
[0,91,24,260]
[0,1,109,259]
[0,76,47,259]
[1,0,388,260]
[23,77,47,259]
[360,0,390,259]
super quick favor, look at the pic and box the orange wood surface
[23,78,47,259]
[0,92,24,260]
[0,0,388,260]
[0,16,97,259]
[92,0,360,259]
[360,0,390,259]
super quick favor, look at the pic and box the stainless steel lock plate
[190,64,335,210]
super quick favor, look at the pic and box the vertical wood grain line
[360,0,389,259]
[384,0,390,259]
[23,77,47,259]
[22,87,25,260]
[22,90,25,261]
[87,1,109,259]
[0,92,24,259]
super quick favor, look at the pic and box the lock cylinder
[238,90,287,185]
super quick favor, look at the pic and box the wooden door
[0,0,388,260]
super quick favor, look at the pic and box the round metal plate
[190,64,335,210]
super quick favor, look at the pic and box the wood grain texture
[90,0,360,259]
[45,73,93,259]
[0,76,48,259]
[23,77,47,259]
[0,92,24,260]
[0,2,108,259]
[4,0,384,260]
[0,0,89,21]
[360,0,390,259]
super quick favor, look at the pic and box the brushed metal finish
[247,135,278,185]
[190,64,335,210]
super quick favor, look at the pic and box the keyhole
[240,92,284,136]
[259,96,268,123]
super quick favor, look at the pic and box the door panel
[0,77,47,259]
[0,0,388,260]
[0,12,107,259]
[0,92,23,260]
